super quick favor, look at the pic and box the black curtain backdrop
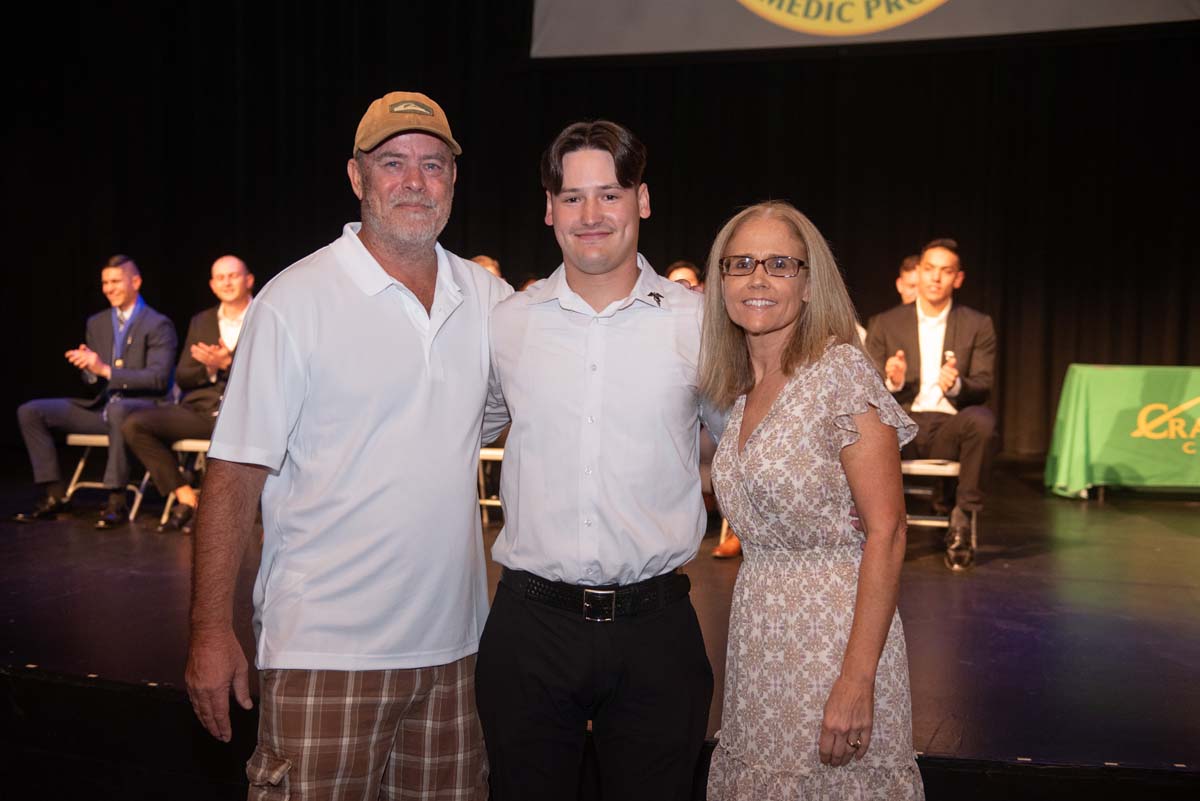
[4,3,1197,460]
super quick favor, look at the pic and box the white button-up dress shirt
[911,300,960,414]
[217,300,250,352]
[486,255,711,586]
[209,223,512,670]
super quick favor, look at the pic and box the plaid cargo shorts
[246,654,487,801]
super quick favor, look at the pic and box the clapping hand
[65,344,110,378]
[938,353,958,394]
[191,339,233,372]
[884,350,906,388]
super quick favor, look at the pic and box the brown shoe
[712,533,742,559]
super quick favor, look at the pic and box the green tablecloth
[1045,364,1200,497]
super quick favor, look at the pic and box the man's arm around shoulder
[186,457,268,742]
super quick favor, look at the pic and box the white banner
[531,0,1200,58]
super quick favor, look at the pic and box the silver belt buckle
[582,589,616,622]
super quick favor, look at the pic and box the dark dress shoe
[944,525,970,551]
[944,545,976,571]
[94,505,130,530]
[944,526,975,571]
[157,503,195,534]
[13,496,72,523]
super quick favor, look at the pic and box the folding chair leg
[65,447,92,501]
[128,471,151,521]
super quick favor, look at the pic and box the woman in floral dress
[699,201,924,800]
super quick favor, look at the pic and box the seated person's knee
[961,406,996,437]
[120,412,145,440]
[106,400,139,428]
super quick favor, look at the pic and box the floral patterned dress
[707,343,925,800]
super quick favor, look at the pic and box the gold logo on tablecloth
[1131,396,1200,454]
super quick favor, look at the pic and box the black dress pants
[904,407,997,512]
[475,577,713,801]
[121,404,215,496]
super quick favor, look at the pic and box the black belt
[500,567,691,623]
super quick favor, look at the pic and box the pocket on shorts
[246,746,292,801]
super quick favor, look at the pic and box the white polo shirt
[209,223,512,671]
[486,255,709,587]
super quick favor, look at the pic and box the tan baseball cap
[353,91,462,156]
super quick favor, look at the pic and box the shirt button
[584,518,593,527]
[584,466,592,475]
[587,416,595,424]
[590,363,598,372]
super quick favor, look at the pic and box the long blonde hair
[699,201,863,409]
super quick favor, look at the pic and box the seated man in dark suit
[122,255,254,533]
[865,238,997,570]
[15,254,178,528]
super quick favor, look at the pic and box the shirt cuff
[885,377,904,393]
[946,377,962,397]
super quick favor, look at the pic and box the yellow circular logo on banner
[739,0,952,37]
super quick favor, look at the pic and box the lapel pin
[648,292,663,307]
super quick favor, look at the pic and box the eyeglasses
[718,256,808,278]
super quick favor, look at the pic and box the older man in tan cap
[185,91,510,800]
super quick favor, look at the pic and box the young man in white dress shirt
[475,120,715,801]
[185,92,510,800]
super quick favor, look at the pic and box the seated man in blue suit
[15,254,178,528]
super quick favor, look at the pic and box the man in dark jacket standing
[123,255,253,532]
[15,254,177,528]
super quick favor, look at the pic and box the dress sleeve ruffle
[828,344,918,451]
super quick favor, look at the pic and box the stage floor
[1,458,1198,777]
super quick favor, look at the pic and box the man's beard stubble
[362,188,453,256]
